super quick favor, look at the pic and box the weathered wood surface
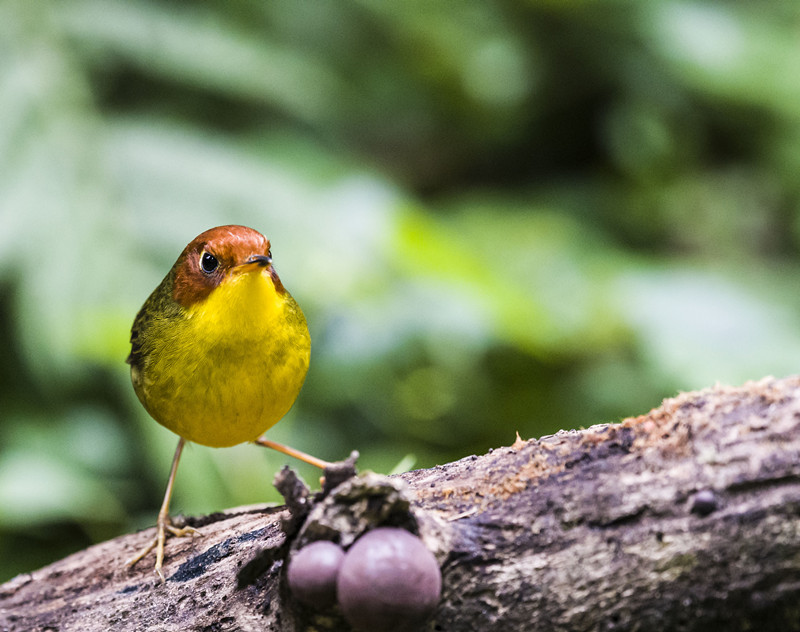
[2,375,800,631]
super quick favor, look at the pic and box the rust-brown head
[172,225,285,307]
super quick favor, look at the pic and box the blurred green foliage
[2,0,800,582]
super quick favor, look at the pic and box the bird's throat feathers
[183,270,287,335]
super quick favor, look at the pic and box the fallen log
[1,375,799,631]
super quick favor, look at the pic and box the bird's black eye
[200,252,219,274]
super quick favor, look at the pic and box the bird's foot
[126,512,200,582]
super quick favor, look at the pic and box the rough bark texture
[2,375,800,631]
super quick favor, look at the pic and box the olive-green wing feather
[126,303,150,371]
[127,269,178,373]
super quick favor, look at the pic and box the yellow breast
[136,270,310,447]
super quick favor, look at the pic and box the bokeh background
[3,0,800,582]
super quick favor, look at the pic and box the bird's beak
[234,254,273,274]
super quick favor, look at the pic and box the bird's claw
[126,516,200,582]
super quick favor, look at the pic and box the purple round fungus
[287,540,345,609]
[337,527,441,632]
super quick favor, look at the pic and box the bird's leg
[254,436,332,470]
[126,437,199,582]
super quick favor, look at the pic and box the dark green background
[3,0,800,582]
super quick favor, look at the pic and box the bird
[125,225,328,581]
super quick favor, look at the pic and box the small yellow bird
[126,225,327,581]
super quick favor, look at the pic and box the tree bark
[1,375,799,631]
